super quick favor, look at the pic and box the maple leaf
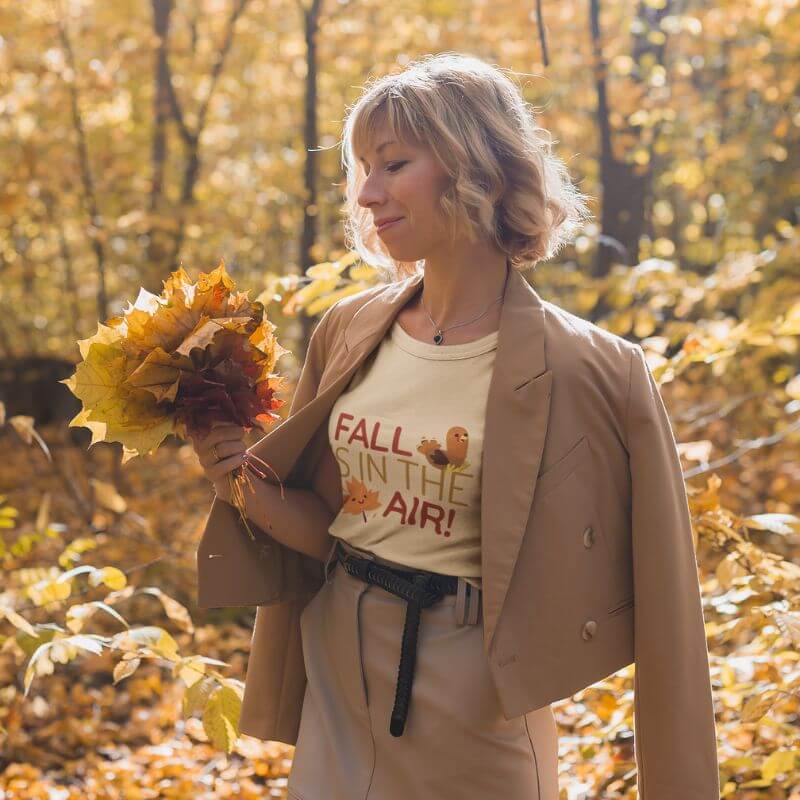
[60,257,296,537]
[61,258,290,457]
[341,478,381,523]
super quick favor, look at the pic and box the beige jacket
[196,267,720,798]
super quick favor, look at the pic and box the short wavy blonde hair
[339,52,594,283]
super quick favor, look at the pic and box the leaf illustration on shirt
[341,477,381,523]
[416,426,471,472]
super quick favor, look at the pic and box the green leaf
[202,685,241,752]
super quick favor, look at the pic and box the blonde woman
[194,53,719,799]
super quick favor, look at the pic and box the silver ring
[212,444,219,461]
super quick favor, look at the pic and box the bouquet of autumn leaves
[61,259,290,541]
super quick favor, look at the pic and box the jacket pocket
[534,435,590,500]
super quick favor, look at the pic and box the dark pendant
[433,330,444,345]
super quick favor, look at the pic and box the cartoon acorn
[417,426,470,472]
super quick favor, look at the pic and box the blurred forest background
[1,0,800,798]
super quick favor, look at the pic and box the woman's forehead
[355,121,397,156]
[357,138,399,160]
[355,131,426,163]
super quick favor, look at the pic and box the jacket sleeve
[626,344,720,799]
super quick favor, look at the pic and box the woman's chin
[382,240,423,262]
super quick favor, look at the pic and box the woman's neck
[397,258,509,345]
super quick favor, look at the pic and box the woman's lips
[377,217,404,233]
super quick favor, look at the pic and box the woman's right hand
[190,422,248,503]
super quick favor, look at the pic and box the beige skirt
[286,538,559,799]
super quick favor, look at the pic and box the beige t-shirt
[326,317,499,590]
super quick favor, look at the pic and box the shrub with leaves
[0,434,243,753]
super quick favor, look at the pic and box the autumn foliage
[1,0,799,795]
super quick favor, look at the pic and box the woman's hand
[190,422,248,504]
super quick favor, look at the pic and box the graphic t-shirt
[326,317,499,590]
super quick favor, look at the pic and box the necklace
[420,268,509,345]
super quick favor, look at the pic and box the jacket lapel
[322,274,429,392]
[249,267,552,657]
[478,269,551,657]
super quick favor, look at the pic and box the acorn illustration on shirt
[417,426,471,472]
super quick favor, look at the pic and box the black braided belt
[335,543,459,737]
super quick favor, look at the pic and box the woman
[193,53,719,800]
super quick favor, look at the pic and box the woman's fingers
[192,425,247,457]
[199,438,246,467]
[207,452,246,482]
[189,423,250,486]
[205,424,246,445]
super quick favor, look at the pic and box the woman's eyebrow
[358,140,398,161]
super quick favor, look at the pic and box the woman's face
[356,125,452,261]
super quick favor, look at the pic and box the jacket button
[582,525,595,548]
[581,620,597,640]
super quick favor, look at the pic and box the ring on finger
[212,444,220,461]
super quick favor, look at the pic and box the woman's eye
[362,161,406,176]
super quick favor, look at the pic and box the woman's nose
[357,174,389,208]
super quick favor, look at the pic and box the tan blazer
[196,267,720,798]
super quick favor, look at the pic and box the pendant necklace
[420,268,509,345]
